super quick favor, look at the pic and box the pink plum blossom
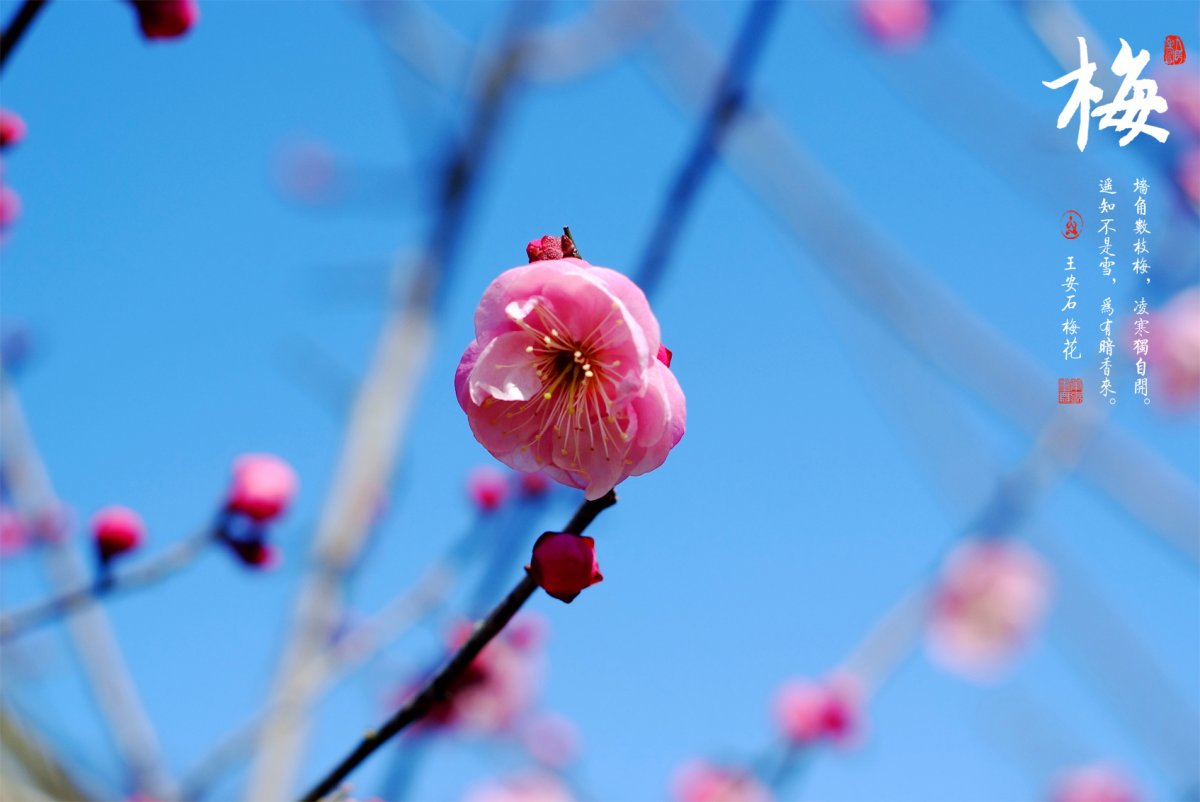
[0,111,26,151]
[128,0,198,39]
[464,772,575,802]
[91,506,145,563]
[1149,288,1200,406]
[1050,764,1140,802]
[226,454,297,523]
[857,0,931,48]
[672,762,772,802]
[926,539,1051,680]
[467,465,510,512]
[455,253,685,500]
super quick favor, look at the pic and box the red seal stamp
[1058,378,1083,405]
[1165,35,1186,65]
[1061,210,1082,240]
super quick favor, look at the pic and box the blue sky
[1,1,1197,800]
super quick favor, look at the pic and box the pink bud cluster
[216,454,297,570]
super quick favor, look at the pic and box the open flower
[456,254,685,500]
[926,539,1051,680]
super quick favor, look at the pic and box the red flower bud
[528,532,603,603]
[91,506,144,562]
[129,0,198,39]
[657,343,673,368]
[526,235,564,263]
[0,110,26,151]
[226,453,297,523]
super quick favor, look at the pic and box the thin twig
[0,0,48,73]
[0,528,214,641]
[298,490,616,802]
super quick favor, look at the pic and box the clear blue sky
[1,1,1197,801]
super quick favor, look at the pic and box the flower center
[501,300,633,471]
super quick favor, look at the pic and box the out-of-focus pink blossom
[128,0,198,39]
[519,470,552,498]
[926,539,1051,680]
[1158,72,1200,135]
[226,454,297,523]
[464,771,575,802]
[455,251,685,500]
[1177,147,1200,210]
[467,465,510,512]
[1050,764,1140,802]
[1149,288,1200,406]
[413,616,542,734]
[774,672,864,746]
[857,0,931,48]
[91,506,145,562]
[29,503,72,545]
[274,140,339,204]
[672,761,772,802]
[0,186,22,230]
[528,532,603,603]
[0,111,26,150]
[520,712,580,768]
[0,507,27,557]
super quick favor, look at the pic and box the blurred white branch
[0,375,178,800]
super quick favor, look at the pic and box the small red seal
[1061,210,1082,240]
[1165,35,1186,65]
[1058,378,1083,405]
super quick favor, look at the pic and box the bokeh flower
[857,0,931,48]
[773,672,863,746]
[672,761,772,802]
[0,110,26,151]
[464,771,575,802]
[226,454,297,523]
[128,0,198,39]
[0,507,27,558]
[1150,287,1200,406]
[926,539,1051,680]
[91,506,145,563]
[1050,764,1140,802]
[413,616,543,734]
[467,465,510,512]
[0,186,22,231]
[456,251,685,499]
